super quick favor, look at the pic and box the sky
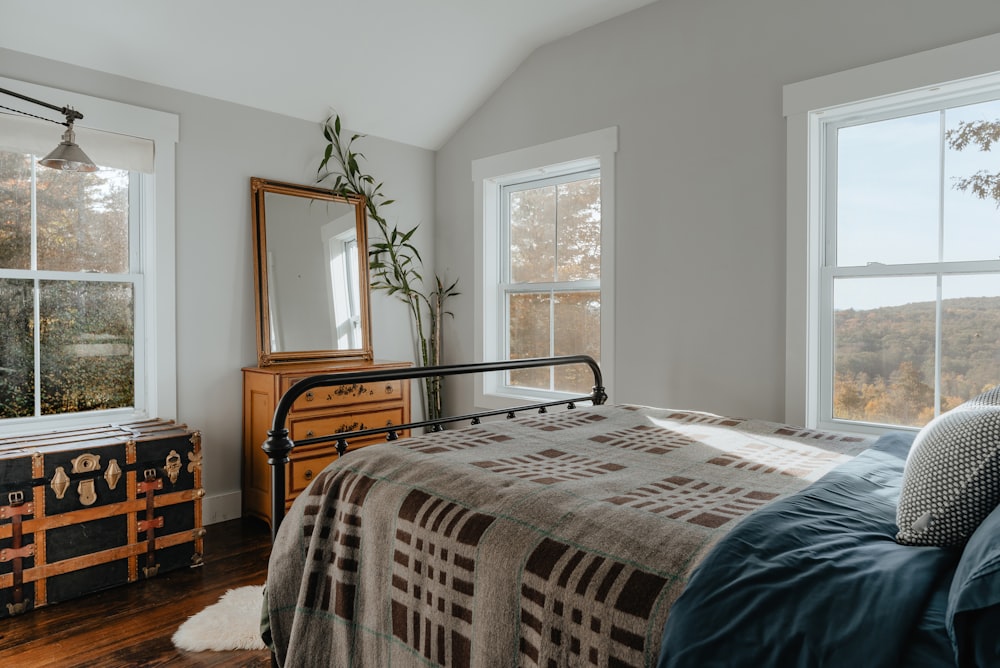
[834,97,1000,311]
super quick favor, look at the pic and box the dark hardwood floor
[0,517,273,667]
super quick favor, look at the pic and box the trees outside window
[0,150,137,419]
[501,170,601,395]
[824,95,1000,429]
[473,127,616,406]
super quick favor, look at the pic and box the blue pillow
[948,500,1000,667]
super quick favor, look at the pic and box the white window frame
[472,127,617,408]
[783,33,1000,433]
[0,77,178,436]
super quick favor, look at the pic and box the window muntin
[500,169,601,395]
[0,150,141,420]
[822,94,1000,430]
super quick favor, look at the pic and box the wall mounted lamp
[0,85,98,172]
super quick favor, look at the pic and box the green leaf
[315,111,461,419]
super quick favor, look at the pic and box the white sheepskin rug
[172,585,268,652]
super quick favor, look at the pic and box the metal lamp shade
[39,126,98,172]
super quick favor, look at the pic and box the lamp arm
[0,86,84,124]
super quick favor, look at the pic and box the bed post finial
[262,427,293,539]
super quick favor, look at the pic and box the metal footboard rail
[263,355,605,537]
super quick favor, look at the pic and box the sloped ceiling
[0,0,659,149]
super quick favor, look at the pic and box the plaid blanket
[266,404,874,667]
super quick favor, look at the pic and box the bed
[262,356,1000,667]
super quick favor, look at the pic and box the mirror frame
[251,176,373,365]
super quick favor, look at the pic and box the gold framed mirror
[251,177,373,365]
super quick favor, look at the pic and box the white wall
[0,48,434,524]
[434,0,1000,422]
[7,0,1000,521]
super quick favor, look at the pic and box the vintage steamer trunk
[0,419,204,617]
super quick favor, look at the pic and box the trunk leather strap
[137,471,163,578]
[1,495,33,612]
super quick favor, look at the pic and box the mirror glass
[251,177,372,365]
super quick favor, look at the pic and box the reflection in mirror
[263,193,359,351]
[251,177,372,365]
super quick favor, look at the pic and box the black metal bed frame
[262,355,606,538]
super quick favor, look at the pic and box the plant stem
[317,115,458,422]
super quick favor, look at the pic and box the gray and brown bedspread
[266,404,874,667]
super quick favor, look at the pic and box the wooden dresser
[242,359,411,526]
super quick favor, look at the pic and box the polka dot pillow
[896,387,1000,548]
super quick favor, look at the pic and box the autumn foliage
[0,151,133,419]
[833,297,1000,427]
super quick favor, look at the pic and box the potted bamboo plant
[317,115,459,421]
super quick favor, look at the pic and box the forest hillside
[833,296,1000,426]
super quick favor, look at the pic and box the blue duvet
[657,432,960,668]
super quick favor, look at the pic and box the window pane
[556,177,600,282]
[0,279,35,418]
[508,292,551,389]
[837,113,940,266]
[0,151,33,270]
[941,275,1000,408]
[832,276,936,426]
[509,185,556,283]
[37,167,129,273]
[553,291,600,393]
[943,98,1000,261]
[39,281,134,415]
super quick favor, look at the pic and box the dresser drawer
[288,450,337,494]
[289,406,406,442]
[288,435,392,494]
[284,378,406,413]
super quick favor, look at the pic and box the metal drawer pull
[304,469,313,481]
[304,391,314,401]
[306,430,315,438]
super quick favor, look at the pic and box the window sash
[0,161,148,427]
[499,167,600,283]
[817,85,1000,431]
[497,167,601,397]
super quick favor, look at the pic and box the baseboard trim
[202,491,242,525]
